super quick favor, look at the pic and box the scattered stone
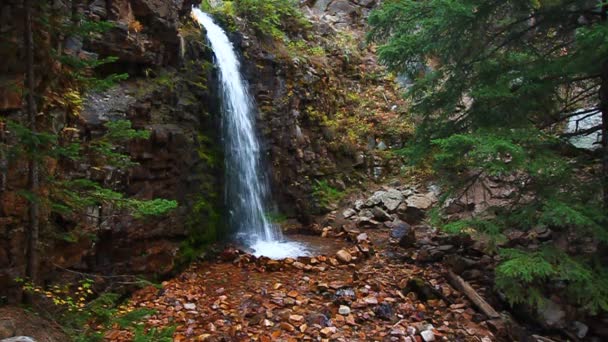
[372,206,392,221]
[354,199,364,210]
[538,300,566,328]
[364,296,379,305]
[338,305,351,315]
[183,303,196,310]
[407,326,417,336]
[390,220,411,239]
[379,188,404,211]
[289,315,304,323]
[334,288,356,304]
[421,330,435,341]
[570,321,588,339]
[280,322,295,332]
[364,191,384,207]
[356,233,368,243]
[292,261,306,270]
[374,303,393,320]
[1,338,37,342]
[320,326,337,337]
[359,208,374,219]
[357,217,380,228]
[342,208,357,219]
[390,326,406,336]
[336,249,353,263]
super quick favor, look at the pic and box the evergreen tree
[369,0,608,312]
[3,0,177,289]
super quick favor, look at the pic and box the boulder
[357,217,380,228]
[336,249,353,263]
[338,305,351,315]
[342,208,357,219]
[406,194,434,210]
[364,191,384,207]
[372,206,392,221]
[390,220,411,239]
[537,300,566,329]
[379,188,403,211]
[1,338,37,342]
[397,193,435,223]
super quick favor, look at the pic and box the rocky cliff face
[235,0,409,220]
[0,0,221,301]
[1,0,408,301]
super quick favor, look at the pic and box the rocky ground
[106,234,497,341]
[96,185,510,342]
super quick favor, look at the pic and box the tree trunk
[602,4,608,209]
[601,62,608,208]
[24,0,40,286]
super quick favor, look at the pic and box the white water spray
[192,9,308,259]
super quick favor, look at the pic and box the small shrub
[312,179,344,208]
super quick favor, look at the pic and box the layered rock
[0,0,220,301]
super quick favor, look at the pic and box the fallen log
[446,270,500,319]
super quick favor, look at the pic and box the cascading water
[192,9,309,259]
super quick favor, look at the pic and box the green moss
[178,130,223,264]
[312,179,344,208]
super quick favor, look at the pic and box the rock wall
[0,0,221,301]
[234,0,407,220]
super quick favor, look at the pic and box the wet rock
[338,305,351,315]
[336,250,352,263]
[1,338,37,342]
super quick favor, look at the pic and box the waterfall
[192,9,308,258]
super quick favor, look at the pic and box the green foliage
[234,0,311,40]
[496,248,608,314]
[369,0,608,311]
[312,179,344,208]
[203,0,310,41]
[4,118,177,227]
[17,278,174,341]
[265,211,288,224]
